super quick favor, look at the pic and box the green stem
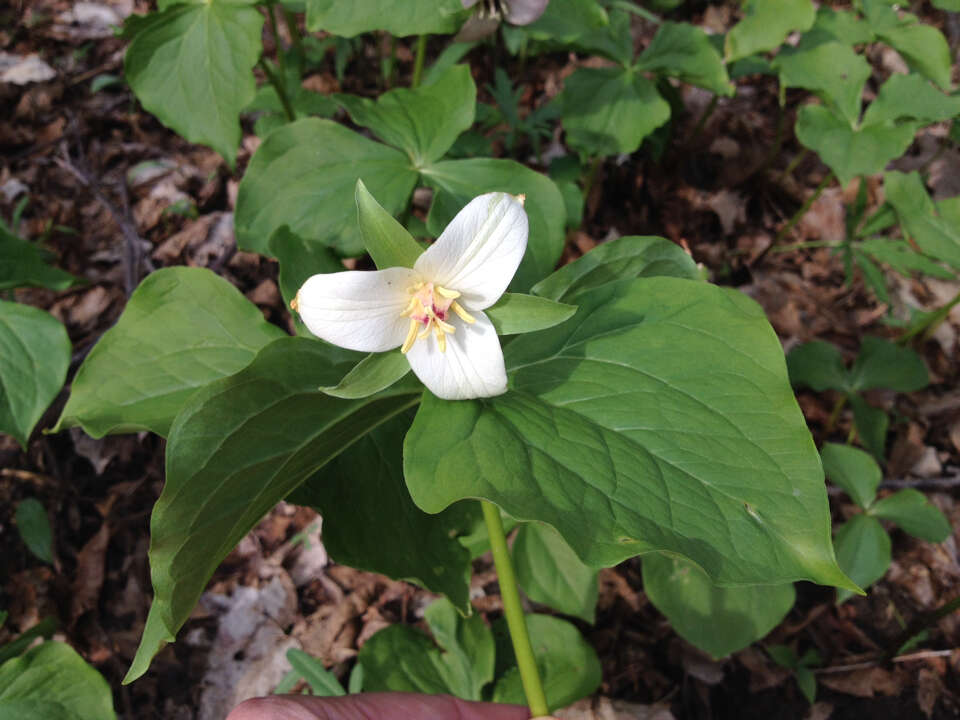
[258,58,295,122]
[781,149,809,181]
[480,500,549,718]
[268,4,286,80]
[775,172,833,245]
[898,290,960,344]
[689,94,718,145]
[411,34,428,88]
[582,156,602,205]
[826,394,847,434]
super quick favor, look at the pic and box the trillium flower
[293,192,528,401]
[456,0,549,41]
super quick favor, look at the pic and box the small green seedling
[274,648,347,696]
[787,336,928,459]
[14,498,54,565]
[822,443,952,604]
[768,644,821,704]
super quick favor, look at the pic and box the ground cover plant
[2,0,960,718]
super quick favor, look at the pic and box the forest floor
[2,1,960,719]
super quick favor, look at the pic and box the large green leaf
[522,0,633,66]
[794,105,917,186]
[561,67,670,158]
[848,336,928,393]
[834,514,890,603]
[235,119,418,256]
[305,0,466,37]
[420,158,565,292]
[287,413,473,612]
[484,294,577,336]
[531,235,700,302]
[725,0,816,63]
[54,268,285,439]
[125,337,422,683]
[491,614,601,711]
[642,553,795,658]
[0,642,115,720]
[862,73,960,127]
[358,598,494,699]
[0,301,70,449]
[0,226,78,291]
[124,2,263,167]
[405,277,854,589]
[774,41,871,125]
[874,22,953,90]
[820,443,880,511]
[336,65,475,167]
[870,489,952,543]
[885,171,960,269]
[514,523,598,623]
[635,22,733,96]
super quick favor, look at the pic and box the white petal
[414,192,528,310]
[405,311,507,400]
[296,267,419,352]
[504,0,549,25]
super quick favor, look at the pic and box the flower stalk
[480,500,550,718]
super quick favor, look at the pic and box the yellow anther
[418,317,434,340]
[290,294,299,312]
[515,193,526,206]
[435,285,460,299]
[401,295,420,317]
[450,301,475,324]
[401,318,418,354]
[435,327,447,353]
[435,317,456,334]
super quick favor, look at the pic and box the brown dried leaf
[71,522,109,622]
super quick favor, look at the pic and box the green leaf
[0,642,116,720]
[773,42,871,125]
[870,489,952,543]
[0,699,83,720]
[305,0,466,37]
[55,268,285,439]
[336,66,475,166]
[932,0,960,10]
[14,499,53,565]
[794,105,917,186]
[854,251,890,305]
[286,413,473,612]
[849,393,889,462]
[725,0,816,63]
[862,73,960,127]
[523,1,633,66]
[322,351,412,399]
[491,614,602,711]
[642,553,795,658]
[635,22,733,96]
[796,665,817,703]
[786,340,848,392]
[123,3,263,168]
[561,67,671,157]
[808,7,873,45]
[125,337,421,683]
[885,171,960,269]
[858,238,956,281]
[405,277,854,589]
[358,597,494,699]
[513,523,598,623]
[849,336,928,392]
[235,118,418,256]
[285,649,346,697]
[834,514,891,603]
[874,22,953,90]
[0,226,78,291]
[355,180,424,270]
[0,302,70,449]
[484,294,577,336]
[531,235,699,302]
[420,158,565,292]
[820,443,880,510]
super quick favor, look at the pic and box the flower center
[400,282,475,354]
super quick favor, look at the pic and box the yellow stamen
[450,301,475,324]
[515,193,526,206]
[435,327,447,353]
[401,295,420,316]
[434,316,456,334]
[418,317,434,340]
[435,285,460,299]
[290,294,299,312]
[401,318,418,354]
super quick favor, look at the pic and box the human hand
[226,692,532,720]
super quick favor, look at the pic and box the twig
[775,172,833,245]
[55,141,144,296]
[879,475,960,491]
[814,648,958,675]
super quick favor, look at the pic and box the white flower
[293,192,528,401]
[461,0,549,25]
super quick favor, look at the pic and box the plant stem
[582,156,602,206]
[689,94,718,145]
[826,394,847,433]
[411,34,428,88]
[775,172,833,245]
[781,149,809,181]
[480,500,549,718]
[898,289,960,344]
[282,6,305,62]
[268,4,286,80]
[258,58,295,122]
